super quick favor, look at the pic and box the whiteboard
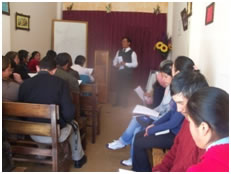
[52,20,88,64]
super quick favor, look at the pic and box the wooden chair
[152,148,169,167]
[2,102,71,172]
[71,92,87,150]
[79,84,101,144]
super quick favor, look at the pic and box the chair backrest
[79,84,98,111]
[2,102,60,171]
[71,92,80,120]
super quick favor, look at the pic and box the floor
[16,99,141,172]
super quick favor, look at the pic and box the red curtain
[63,11,167,89]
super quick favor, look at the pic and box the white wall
[2,15,11,55]
[2,2,57,57]
[170,2,230,92]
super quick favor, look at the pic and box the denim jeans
[119,116,145,159]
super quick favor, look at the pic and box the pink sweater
[187,144,229,172]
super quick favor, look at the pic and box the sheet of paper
[133,105,159,118]
[117,56,125,70]
[78,80,82,85]
[87,68,93,75]
[134,86,144,102]
[28,73,38,77]
[155,129,170,136]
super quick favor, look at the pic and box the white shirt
[71,64,95,82]
[113,47,138,68]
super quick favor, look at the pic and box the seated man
[55,53,80,94]
[72,55,95,83]
[151,71,209,172]
[18,57,86,168]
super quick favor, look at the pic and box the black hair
[174,56,195,72]
[121,36,132,44]
[56,53,71,67]
[39,56,56,71]
[74,55,86,66]
[46,50,57,59]
[5,51,18,69]
[170,71,209,98]
[29,51,40,61]
[187,87,229,138]
[18,49,29,64]
[159,60,173,76]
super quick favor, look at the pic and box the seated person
[18,49,30,73]
[72,55,95,83]
[186,87,229,172]
[67,55,80,80]
[2,56,21,102]
[107,62,173,166]
[18,57,86,168]
[28,51,41,73]
[55,53,80,94]
[152,70,209,172]
[5,51,30,80]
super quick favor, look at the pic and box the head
[5,51,20,65]
[159,60,173,87]
[30,51,41,61]
[2,56,13,80]
[18,49,29,64]
[170,71,209,116]
[172,56,195,76]
[74,55,86,67]
[121,37,131,49]
[37,56,57,75]
[187,87,229,149]
[56,53,71,71]
[46,50,57,60]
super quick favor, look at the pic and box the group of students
[107,56,229,172]
[2,50,96,169]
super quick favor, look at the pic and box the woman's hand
[13,73,23,84]
[144,124,155,137]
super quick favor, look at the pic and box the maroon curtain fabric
[63,11,167,89]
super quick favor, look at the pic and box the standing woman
[187,87,229,172]
[28,51,41,73]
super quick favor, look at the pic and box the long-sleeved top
[187,142,229,172]
[148,100,184,135]
[14,64,30,80]
[2,80,20,102]
[113,47,138,68]
[152,119,205,172]
[28,59,39,73]
[18,71,75,128]
[71,64,94,82]
[55,67,80,94]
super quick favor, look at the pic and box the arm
[113,51,119,67]
[148,112,184,135]
[125,51,138,68]
[59,81,75,123]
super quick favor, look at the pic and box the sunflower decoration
[154,34,172,59]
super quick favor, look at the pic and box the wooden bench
[152,148,169,167]
[80,84,101,144]
[2,102,72,172]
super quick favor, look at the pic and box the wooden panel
[94,50,110,103]
[2,102,55,119]
[13,157,52,165]
[12,146,52,157]
[3,120,51,136]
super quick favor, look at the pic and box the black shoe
[74,155,87,168]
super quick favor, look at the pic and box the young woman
[18,49,29,73]
[186,87,229,172]
[2,56,21,101]
[5,51,30,80]
[28,51,41,73]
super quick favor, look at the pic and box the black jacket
[18,71,75,128]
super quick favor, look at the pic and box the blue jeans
[119,117,145,159]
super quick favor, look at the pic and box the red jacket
[28,59,39,73]
[187,144,229,172]
[152,119,205,172]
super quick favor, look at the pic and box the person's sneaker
[74,155,87,168]
[106,140,125,150]
[121,158,132,166]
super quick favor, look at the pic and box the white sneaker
[107,140,125,150]
[121,158,132,166]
